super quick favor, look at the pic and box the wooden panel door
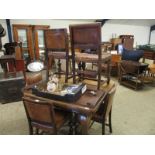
[13,24,34,61]
[33,25,49,61]
[13,24,49,62]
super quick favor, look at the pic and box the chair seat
[48,52,67,59]
[75,53,111,63]
[75,53,99,63]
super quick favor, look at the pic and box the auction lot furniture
[69,23,111,90]
[23,94,70,135]
[0,72,25,104]
[23,83,107,134]
[44,29,70,82]
[120,35,134,50]
[101,54,121,76]
[0,55,16,78]
[143,50,155,63]
[138,44,155,63]
[90,83,116,134]
[118,60,148,90]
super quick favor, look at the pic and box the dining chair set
[23,23,116,135]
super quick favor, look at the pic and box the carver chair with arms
[118,48,148,89]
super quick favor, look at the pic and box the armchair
[118,48,148,89]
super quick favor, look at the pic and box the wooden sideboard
[0,72,25,104]
[142,50,155,63]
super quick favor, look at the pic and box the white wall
[102,23,150,47]
[150,31,155,44]
[0,19,151,46]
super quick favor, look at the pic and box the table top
[24,83,107,116]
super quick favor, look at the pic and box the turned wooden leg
[72,56,76,84]
[78,62,83,81]
[57,59,61,79]
[107,60,111,85]
[29,125,33,135]
[102,121,105,135]
[69,112,76,135]
[65,58,69,83]
[78,115,90,135]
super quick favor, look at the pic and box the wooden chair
[69,23,106,90]
[90,83,116,134]
[44,29,70,82]
[23,93,69,135]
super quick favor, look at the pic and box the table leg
[78,115,90,135]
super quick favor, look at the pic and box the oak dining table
[23,83,107,134]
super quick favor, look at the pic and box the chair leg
[57,59,61,79]
[35,128,39,135]
[68,113,75,135]
[65,58,69,83]
[29,125,33,135]
[102,120,105,135]
[78,62,83,81]
[109,110,112,133]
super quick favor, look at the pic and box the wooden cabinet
[13,24,49,62]
[0,72,25,103]
[120,35,134,50]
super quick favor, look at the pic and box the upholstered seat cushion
[48,52,66,59]
[122,48,144,61]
